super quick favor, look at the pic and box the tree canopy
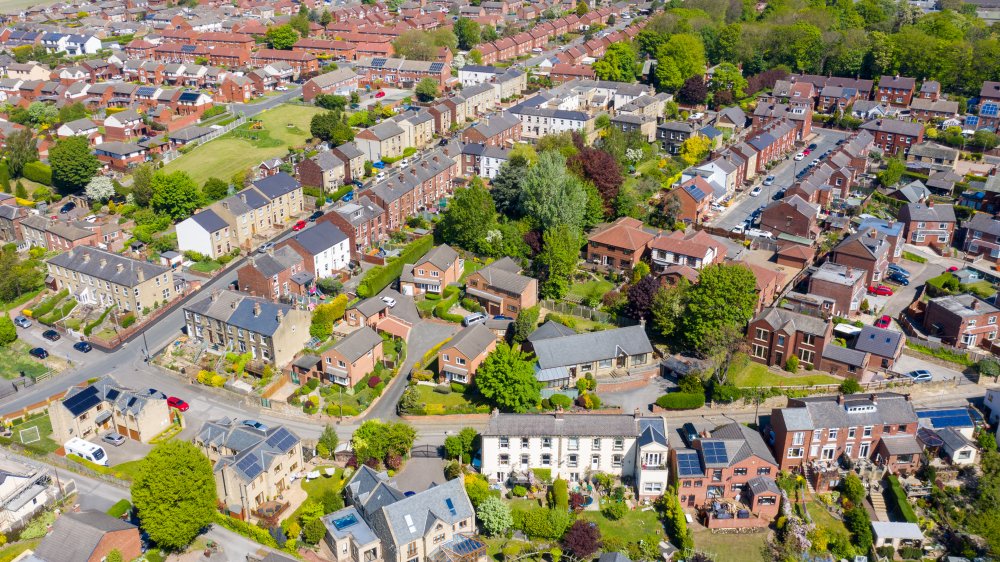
[475,342,541,413]
[592,42,638,82]
[4,129,38,179]
[454,17,481,50]
[521,151,588,232]
[415,78,439,102]
[150,171,202,220]
[351,420,416,467]
[131,440,216,551]
[535,224,580,300]
[437,179,498,255]
[678,263,759,354]
[49,136,99,193]
[265,24,299,50]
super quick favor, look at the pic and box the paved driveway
[893,353,969,383]
[602,375,675,414]
[394,457,447,494]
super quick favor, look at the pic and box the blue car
[887,263,910,277]
[887,272,910,285]
[341,191,354,202]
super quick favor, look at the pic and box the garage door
[127,428,139,440]
[116,424,127,436]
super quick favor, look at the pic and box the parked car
[887,263,910,277]
[242,420,268,431]
[13,316,30,328]
[773,188,786,200]
[351,179,364,188]
[28,348,48,359]
[42,330,60,342]
[376,172,386,182]
[73,342,92,353]
[681,423,699,446]
[308,211,324,222]
[102,432,126,447]
[710,203,725,212]
[257,242,275,253]
[380,296,397,308]
[292,220,307,231]
[887,272,910,285]
[904,369,933,383]
[750,186,762,197]
[874,315,891,329]
[868,284,893,296]
[731,224,746,235]
[745,228,774,239]
[948,266,959,272]
[794,152,805,161]
[167,396,190,411]
[374,90,385,98]
[60,202,76,214]
[808,143,818,150]
[763,175,775,186]
[803,148,811,156]
[462,312,487,327]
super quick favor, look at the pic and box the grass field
[579,505,665,543]
[10,414,59,454]
[0,342,49,380]
[729,355,840,387]
[692,525,767,562]
[0,539,41,562]
[413,384,476,408]
[162,104,322,185]
[807,499,850,543]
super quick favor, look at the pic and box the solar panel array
[265,428,298,452]
[105,388,120,401]
[236,454,263,480]
[982,103,999,117]
[136,86,157,97]
[445,498,457,516]
[371,58,387,68]
[966,115,980,127]
[63,386,101,416]
[676,451,702,477]
[917,427,944,448]
[917,408,972,429]
[702,441,729,465]
[181,44,197,53]
[428,62,445,73]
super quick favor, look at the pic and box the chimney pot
[253,302,261,317]
[99,258,107,268]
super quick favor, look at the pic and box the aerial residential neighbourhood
[4,1,1000,562]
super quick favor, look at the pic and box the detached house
[923,294,1000,349]
[748,307,831,370]
[399,244,461,296]
[898,202,956,247]
[529,323,654,387]
[464,257,537,318]
[585,217,654,273]
[438,323,497,385]
[860,119,924,157]
[963,212,1000,262]
[760,195,821,240]
[829,228,892,285]
[319,326,384,387]
[50,376,172,445]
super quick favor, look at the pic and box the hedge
[887,475,918,523]
[27,289,68,318]
[107,499,131,518]
[655,392,706,410]
[84,306,115,336]
[356,235,434,298]
[23,161,52,186]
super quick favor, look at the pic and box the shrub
[210,375,227,387]
[602,501,628,520]
[121,314,136,328]
[107,499,131,518]
[550,393,572,408]
[655,392,706,410]
[898,546,922,559]
[432,384,452,394]
[368,376,381,388]
[23,161,52,186]
[549,478,569,510]
[450,381,466,393]
[839,379,862,395]
[512,485,527,497]
[357,235,433,297]
[785,355,800,373]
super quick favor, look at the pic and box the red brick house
[460,112,521,147]
[859,119,924,157]
[31,510,141,562]
[760,195,820,240]
[585,217,654,272]
[437,323,497,384]
[923,294,1000,349]
[747,307,831,369]
[962,212,1000,262]
[668,176,713,225]
[94,141,146,172]
[251,49,319,75]
[829,227,892,285]
[876,75,916,107]
[769,393,921,479]
[399,244,462,296]
[898,202,956,247]
[807,262,866,318]
[319,326,383,387]
[465,257,537,318]
[236,246,309,300]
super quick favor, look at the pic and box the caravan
[64,437,109,466]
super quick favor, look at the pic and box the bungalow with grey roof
[529,323,655,387]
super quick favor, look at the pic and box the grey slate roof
[285,220,347,255]
[32,510,137,562]
[938,426,973,452]
[196,417,300,483]
[373,477,473,549]
[965,212,1000,236]
[252,172,299,200]
[532,325,653,370]
[899,202,956,223]
[48,246,170,288]
[853,326,904,358]
[189,208,229,233]
[527,320,577,343]
[418,244,458,271]
[710,422,777,466]
[445,323,494,359]
[778,393,918,431]
[473,257,534,294]
[331,326,382,363]
[184,289,295,336]
[246,246,301,277]
[928,293,1000,318]
[822,344,868,367]
[483,412,653,437]
[747,475,780,496]
[753,307,829,337]
[598,553,632,562]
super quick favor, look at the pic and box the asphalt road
[229,85,303,117]
[710,128,851,232]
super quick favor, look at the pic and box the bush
[655,392,706,410]
[602,501,628,520]
[450,381,466,393]
[512,485,528,497]
[367,376,381,388]
[550,393,572,409]
[23,161,52,186]
[898,546,922,560]
[357,235,434,297]
[121,314,136,328]
[550,478,569,510]
[785,355,800,373]
[839,379,862,394]
[107,499,131,518]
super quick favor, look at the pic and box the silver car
[102,432,126,447]
[903,370,933,383]
[13,316,31,328]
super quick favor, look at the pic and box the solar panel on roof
[181,44,197,53]
[63,386,101,416]
[136,86,156,96]
[428,62,444,73]
[445,498,457,516]
[105,388,120,401]
[236,455,262,479]
[966,115,980,127]
[371,58,387,68]
[917,427,944,448]
[982,103,999,117]
[702,441,729,465]
[676,451,702,477]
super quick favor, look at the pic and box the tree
[351,420,416,466]
[562,520,601,559]
[105,550,123,562]
[131,441,216,551]
[489,159,528,217]
[4,129,37,178]
[27,102,58,127]
[678,264,759,354]
[840,472,865,506]
[314,94,348,111]
[266,24,299,50]
[454,17,481,50]
[592,42,637,82]
[877,157,905,187]
[709,62,748,99]
[679,135,712,166]
[468,49,483,64]
[0,316,16,346]
[310,294,349,339]
[476,496,513,536]
[320,9,332,26]
[310,111,354,145]
[150,171,202,220]
[569,146,622,213]
[393,29,457,61]
[131,164,154,207]
[679,75,709,105]
[511,305,540,343]
[475,342,541,413]
[202,177,229,201]
[302,518,327,545]
[84,176,114,202]
[58,102,87,124]
[575,0,589,15]
[521,151,587,231]
[444,435,464,460]
[50,136,99,193]
[844,506,873,552]
[654,56,684,92]
[659,34,706,81]
[839,378,862,395]
[535,224,579,300]
[625,274,660,321]
[317,424,339,458]
[13,181,25,199]
[415,77,439,102]
[437,179,498,254]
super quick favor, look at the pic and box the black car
[808,143,818,150]
[308,210,324,222]
[681,423,699,445]
[438,138,449,146]
[41,330,60,341]
[73,342,92,353]
[28,348,48,359]
[59,202,76,214]
[351,179,363,188]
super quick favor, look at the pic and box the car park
[167,396,190,411]
[257,242,275,253]
[763,175,775,186]
[887,272,909,285]
[73,342,92,353]
[868,285,893,296]
[874,315,891,329]
[28,348,48,359]
[13,316,30,328]
[904,369,933,383]
[42,330,60,341]
[750,186,762,197]
[102,432,126,447]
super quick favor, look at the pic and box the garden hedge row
[356,235,433,298]
[887,475,918,523]
[23,162,52,186]
[655,392,706,410]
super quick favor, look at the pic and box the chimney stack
[136,267,144,282]
[211,289,220,302]
[276,308,283,322]
[83,252,91,263]
[116,263,124,274]
[99,258,107,268]
[972,300,980,311]
[870,393,878,405]
[838,394,845,405]
[253,302,261,317]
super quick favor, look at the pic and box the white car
[793,152,805,161]
[380,296,397,308]
[745,228,774,239]
[711,203,725,212]
[376,171,386,182]
[730,224,746,235]
[750,186,763,197]
[763,175,775,186]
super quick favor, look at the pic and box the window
[755,328,769,341]
[499,454,509,465]
[520,454,529,465]
[712,469,723,481]
[758,496,777,506]
[787,447,804,458]
[777,335,785,347]
[542,437,552,448]
[792,432,805,446]
[541,454,551,466]
[499,437,509,448]
[521,438,529,448]
[734,467,748,476]
[592,438,601,449]
[643,482,663,493]
[568,438,579,450]
[802,333,815,346]
[752,344,768,359]
[848,427,856,439]
[612,454,622,468]
[813,429,823,442]
[863,426,873,437]
[799,348,815,364]
[757,467,771,475]
[731,483,744,492]
[613,438,623,451]
[568,454,578,468]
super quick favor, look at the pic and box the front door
[616,353,626,368]
[591,455,600,470]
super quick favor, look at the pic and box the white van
[64,437,109,466]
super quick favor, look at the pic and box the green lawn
[566,279,614,302]
[9,414,59,454]
[728,355,840,387]
[691,526,767,562]
[190,260,222,273]
[0,342,49,380]
[460,258,485,282]
[579,505,665,543]
[162,104,323,184]
[806,498,850,542]
[413,384,476,408]
[113,459,145,480]
[288,466,344,523]
[0,539,40,562]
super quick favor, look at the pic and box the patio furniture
[325,468,336,477]
[306,470,321,480]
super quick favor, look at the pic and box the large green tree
[415,78,439,102]
[266,24,299,50]
[476,496,513,536]
[520,151,587,231]
[310,111,354,145]
[658,34,706,82]
[130,164,155,207]
[437,178,498,254]
[592,42,637,82]
[0,316,16,346]
[475,342,541,413]
[49,136,98,193]
[489,159,528,217]
[678,263,759,354]
[150,171,202,220]
[351,420,416,466]
[453,17,481,51]
[535,224,580,300]
[131,441,216,551]
[4,129,38,179]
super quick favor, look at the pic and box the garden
[0,342,50,380]
[0,412,60,455]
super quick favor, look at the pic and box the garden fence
[539,300,635,327]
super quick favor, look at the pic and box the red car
[803,148,811,155]
[948,266,959,272]
[292,220,307,231]
[868,284,894,296]
[167,396,189,411]
[874,315,891,329]
[374,90,385,98]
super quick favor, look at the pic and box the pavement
[709,128,851,232]
[893,353,968,383]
